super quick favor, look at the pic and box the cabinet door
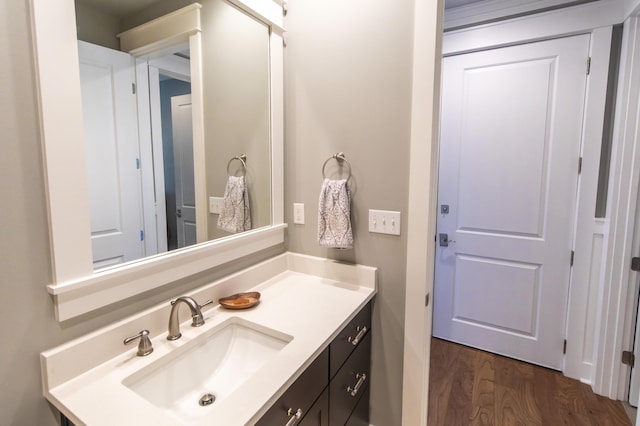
[329,332,371,425]
[345,385,370,426]
[299,388,329,426]
[257,349,328,426]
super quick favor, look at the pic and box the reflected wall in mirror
[75,0,271,270]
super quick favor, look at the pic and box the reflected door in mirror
[78,40,144,269]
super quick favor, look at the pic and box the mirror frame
[30,0,286,321]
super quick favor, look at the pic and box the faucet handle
[199,299,214,309]
[124,330,154,357]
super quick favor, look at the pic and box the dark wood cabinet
[258,301,372,426]
[256,349,329,426]
[299,388,329,426]
[329,332,371,425]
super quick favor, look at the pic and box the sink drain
[199,393,216,406]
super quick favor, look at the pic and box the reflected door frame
[136,51,192,256]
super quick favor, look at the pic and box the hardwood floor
[428,338,631,425]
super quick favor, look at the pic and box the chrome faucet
[167,296,213,341]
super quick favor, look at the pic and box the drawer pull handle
[347,373,367,397]
[348,326,368,346]
[285,408,302,426]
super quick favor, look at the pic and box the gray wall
[0,2,282,424]
[201,0,272,239]
[284,1,415,425]
[74,1,120,49]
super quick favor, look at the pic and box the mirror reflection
[74,0,272,270]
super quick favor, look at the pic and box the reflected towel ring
[322,152,351,181]
[227,154,247,177]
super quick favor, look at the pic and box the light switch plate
[293,203,305,224]
[368,209,401,235]
[209,197,224,214]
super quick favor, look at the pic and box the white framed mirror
[30,0,286,321]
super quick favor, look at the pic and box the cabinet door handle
[347,372,367,397]
[348,326,367,346]
[285,408,302,426]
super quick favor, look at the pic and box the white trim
[49,224,287,321]
[30,0,95,283]
[117,4,202,57]
[190,32,208,244]
[270,32,285,225]
[564,26,613,383]
[443,0,623,56]
[135,59,159,258]
[594,15,640,399]
[401,0,443,424]
[30,0,287,321]
[226,0,285,33]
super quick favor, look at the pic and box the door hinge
[632,257,640,271]
[132,82,136,94]
[425,293,430,307]
[587,57,591,75]
[563,339,567,354]
[140,230,144,241]
[570,250,575,266]
[578,157,583,174]
[623,350,635,367]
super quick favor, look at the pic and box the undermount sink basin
[122,317,292,422]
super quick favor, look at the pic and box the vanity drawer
[257,348,329,426]
[329,331,371,426]
[330,302,371,379]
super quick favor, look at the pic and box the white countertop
[41,253,376,426]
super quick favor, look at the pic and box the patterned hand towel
[318,178,353,249]
[217,175,251,233]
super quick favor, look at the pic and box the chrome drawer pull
[347,326,367,346]
[285,408,302,426]
[347,373,367,397]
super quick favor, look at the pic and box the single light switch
[209,197,224,214]
[293,203,305,224]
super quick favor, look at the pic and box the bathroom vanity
[41,253,376,425]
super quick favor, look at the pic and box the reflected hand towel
[317,178,353,249]
[217,175,251,233]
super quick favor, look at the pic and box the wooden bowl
[218,291,261,310]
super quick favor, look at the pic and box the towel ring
[322,152,351,180]
[227,154,247,177]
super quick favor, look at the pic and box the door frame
[403,0,627,423]
[596,13,640,402]
[135,49,192,257]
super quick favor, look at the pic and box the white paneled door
[78,41,143,269]
[433,35,590,369]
